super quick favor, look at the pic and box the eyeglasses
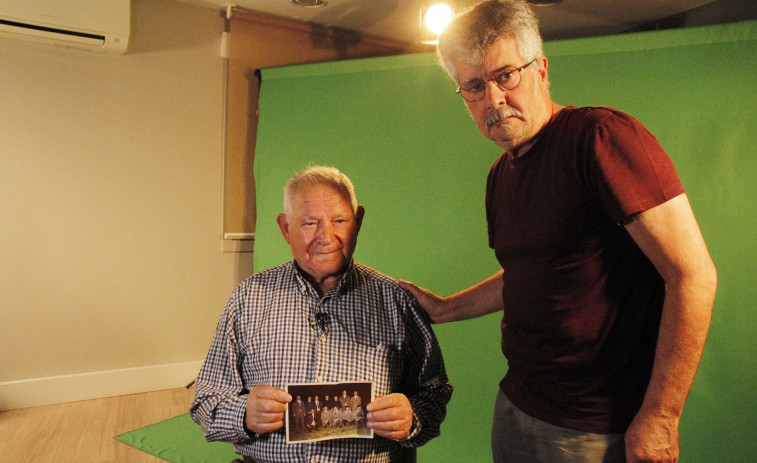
[456,59,536,102]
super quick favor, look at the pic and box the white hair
[283,165,358,216]
[437,0,544,83]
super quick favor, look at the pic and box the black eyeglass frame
[456,59,537,102]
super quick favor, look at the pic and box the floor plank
[0,386,196,462]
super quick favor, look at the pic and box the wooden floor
[0,386,197,463]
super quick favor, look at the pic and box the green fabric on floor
[114,413,240,463]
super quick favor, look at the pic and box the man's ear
[538,56,549,84]
[276,213,291,244]
[355,205,365,234]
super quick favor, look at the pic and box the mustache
[486,106,523,128]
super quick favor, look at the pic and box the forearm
[438,270,505,323]
[190,385,251,443]
[638,270,716,421]
[190,293,253,443]
[398,298,454,446]
[402,382,454,446]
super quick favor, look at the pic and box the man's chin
[487,124,516,143]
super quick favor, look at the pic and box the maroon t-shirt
[486,106,685,433]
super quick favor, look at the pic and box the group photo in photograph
[285,382,374,444]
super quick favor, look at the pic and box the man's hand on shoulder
[398,270,504,323]
[244,385,292,434]
[397,280,448,323]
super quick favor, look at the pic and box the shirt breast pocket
[342,341,402,398]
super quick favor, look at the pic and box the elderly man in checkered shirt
[190,166,453,463]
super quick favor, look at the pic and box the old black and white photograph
[285,381,373,444]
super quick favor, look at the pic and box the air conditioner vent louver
[0,0,130,54]
[0,18,105,42]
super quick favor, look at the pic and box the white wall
[0,0,249,409]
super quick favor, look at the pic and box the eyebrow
[462,64,518,84]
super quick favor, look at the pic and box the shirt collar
[291,259,356,298]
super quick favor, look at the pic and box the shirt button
[316,376,323,382]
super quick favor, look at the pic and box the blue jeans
[491,390,626,463]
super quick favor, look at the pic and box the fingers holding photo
[366,393,413,440]
[245,385,292,434]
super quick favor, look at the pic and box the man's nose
[484,80,508,107]
[315,222,335,242]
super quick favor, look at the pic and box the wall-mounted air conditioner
[0,0,130,54]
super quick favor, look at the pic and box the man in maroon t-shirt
[399,1,716,462]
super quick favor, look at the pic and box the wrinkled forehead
[291,182,350,205]
[292,181,356,213]
[454,36,524,77]
[456,43,525,81]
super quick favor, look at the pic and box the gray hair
[437,0,544,83]
[283,165,358,216]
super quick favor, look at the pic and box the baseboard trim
[0,360,203,411]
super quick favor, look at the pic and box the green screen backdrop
[254,21,756,462]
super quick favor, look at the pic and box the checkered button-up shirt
[190,260,453,463]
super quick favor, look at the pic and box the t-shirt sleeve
[588,110,685,223]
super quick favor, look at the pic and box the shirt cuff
[233,396,255,441]
[398,410,422,444]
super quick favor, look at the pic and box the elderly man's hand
[366,393,413,440]
[245,385,292,434]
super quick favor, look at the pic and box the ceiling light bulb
[424,4,453,35]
